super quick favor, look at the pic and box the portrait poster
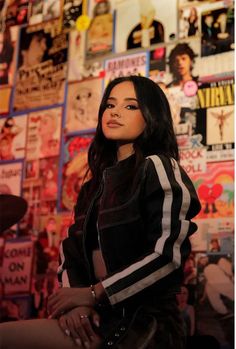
[178,5,200,40]
[191,161,234,220]
[65,78,102,133]
[104,51,148,86]
[0,115,27,162]
[0,161,23,195]
[201,4,234,57]
[60,134,93,211]
[26,107,62,160]
[62,0,82,30]
[68,29,104,81]
[165,38,201,89]
[13,23,68,111]
[86,0,114,58]
[196,77,234,162]
[114,0,177,53]
[1,239,34,295]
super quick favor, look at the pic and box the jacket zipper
[82,176,105,282]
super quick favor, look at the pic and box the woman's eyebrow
[107,97,138,102]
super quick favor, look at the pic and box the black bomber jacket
[58,154,201,307]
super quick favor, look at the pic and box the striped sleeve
[101,155,201,305]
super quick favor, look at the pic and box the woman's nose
[110,107,121,117]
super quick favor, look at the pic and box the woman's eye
[126,105,138,110]
[105,103,114,109]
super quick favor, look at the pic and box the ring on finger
[80,315,88,319]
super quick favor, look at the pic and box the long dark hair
[87,76,179,191]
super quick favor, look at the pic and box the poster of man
[13,22,68,110]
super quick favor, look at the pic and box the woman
[187,7,198,37]
[0,76,201,349]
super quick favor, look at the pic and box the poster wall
[0,1,234,346]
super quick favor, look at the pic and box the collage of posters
[0,1,234,346]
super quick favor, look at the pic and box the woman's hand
[58,306,101,348]
[47,287,95,319]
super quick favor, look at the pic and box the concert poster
[13,22,68,111]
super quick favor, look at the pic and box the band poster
[104,51,148,86]
[13,22,68,111]
[195,77,234,162]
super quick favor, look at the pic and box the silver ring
[80,315,88,319]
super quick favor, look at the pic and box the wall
[0,0,234,346]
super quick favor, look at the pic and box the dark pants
[96,296,185,349]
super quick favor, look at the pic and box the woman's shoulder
[143,154,176,185]
[145,154,176,170]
